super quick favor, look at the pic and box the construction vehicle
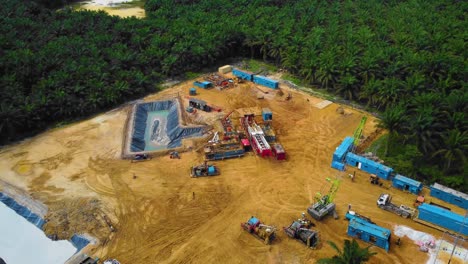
[370,174,381,185]
[297,212,315,228]
[308,177,341,220]
[169,151,180,159]
[377,194,414,218]
[131,154,151,163]
[353,116,367,148]
[241,216,276,245]
[190,161,220,177]
[283,220,319,248]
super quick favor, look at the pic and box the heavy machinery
[190,161,220,177]
[283,220,319,248]
[370,174,381,185]
[308,177,341,220]
[297,212,315,228]
[377,194,415,218]
[353,116,367,148]
[241,216,276,245]
[131,154,151,163]
[169,151,180,159]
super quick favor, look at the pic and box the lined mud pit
[0,78,464,263]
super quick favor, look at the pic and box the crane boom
[353,116,367,146]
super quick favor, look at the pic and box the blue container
[206,148,245,160]
[392,174,423,195]
[430,183,468,210]
[417,204,468,235]
[345,153,393,180]
[253,75,279,89]
[333,136,354,162]
[262,108,273,121]
[232,68,253,81]
[193,81,212,89]
[347,217,391,251]
[331,161,345,171]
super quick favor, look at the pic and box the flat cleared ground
[0,77,465,263]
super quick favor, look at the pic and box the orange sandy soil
[0,76,463,263]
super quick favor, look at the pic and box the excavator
[307,177,342,220]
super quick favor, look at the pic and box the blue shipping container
[333,136,354,162]
[253,75,279,89]
[347,217,391,251]
[392,174,423,195]
[417,203,468,236]
[331,161,345,171]
[345,153,393,180]
[232,68,253,81]
[430,183,468,210]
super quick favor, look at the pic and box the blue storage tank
[262,108,273,121]
[232,68,253,81]
[253,75,279,89]
[347,217,391,251]
[417,204,468,235]
[333,136,354,162]
[430,183,468,210]
[331,161,345,171]
[392,174,423,195]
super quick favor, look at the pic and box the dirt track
[0,77,464,263]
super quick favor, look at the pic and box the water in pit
[144,110,170,151]
[71,0,146,18]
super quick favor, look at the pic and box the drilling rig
[307,177,342,220]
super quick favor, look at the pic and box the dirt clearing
[0,77,459,263]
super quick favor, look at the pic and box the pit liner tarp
[0,192,45,229]
[71,234,91,252]
[0,192,91,252]
[130,100,205,152]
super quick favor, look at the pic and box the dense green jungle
[0,0,466,190]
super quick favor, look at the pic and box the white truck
[377,194,415,218]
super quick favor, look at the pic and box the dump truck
[283,220,319,248]
[241,216,276,244]
[190,162,220,177]
[377,194,414,218]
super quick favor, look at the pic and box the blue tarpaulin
[70,234,90,252]
[0,192,45,229]
[130,100,205,152]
